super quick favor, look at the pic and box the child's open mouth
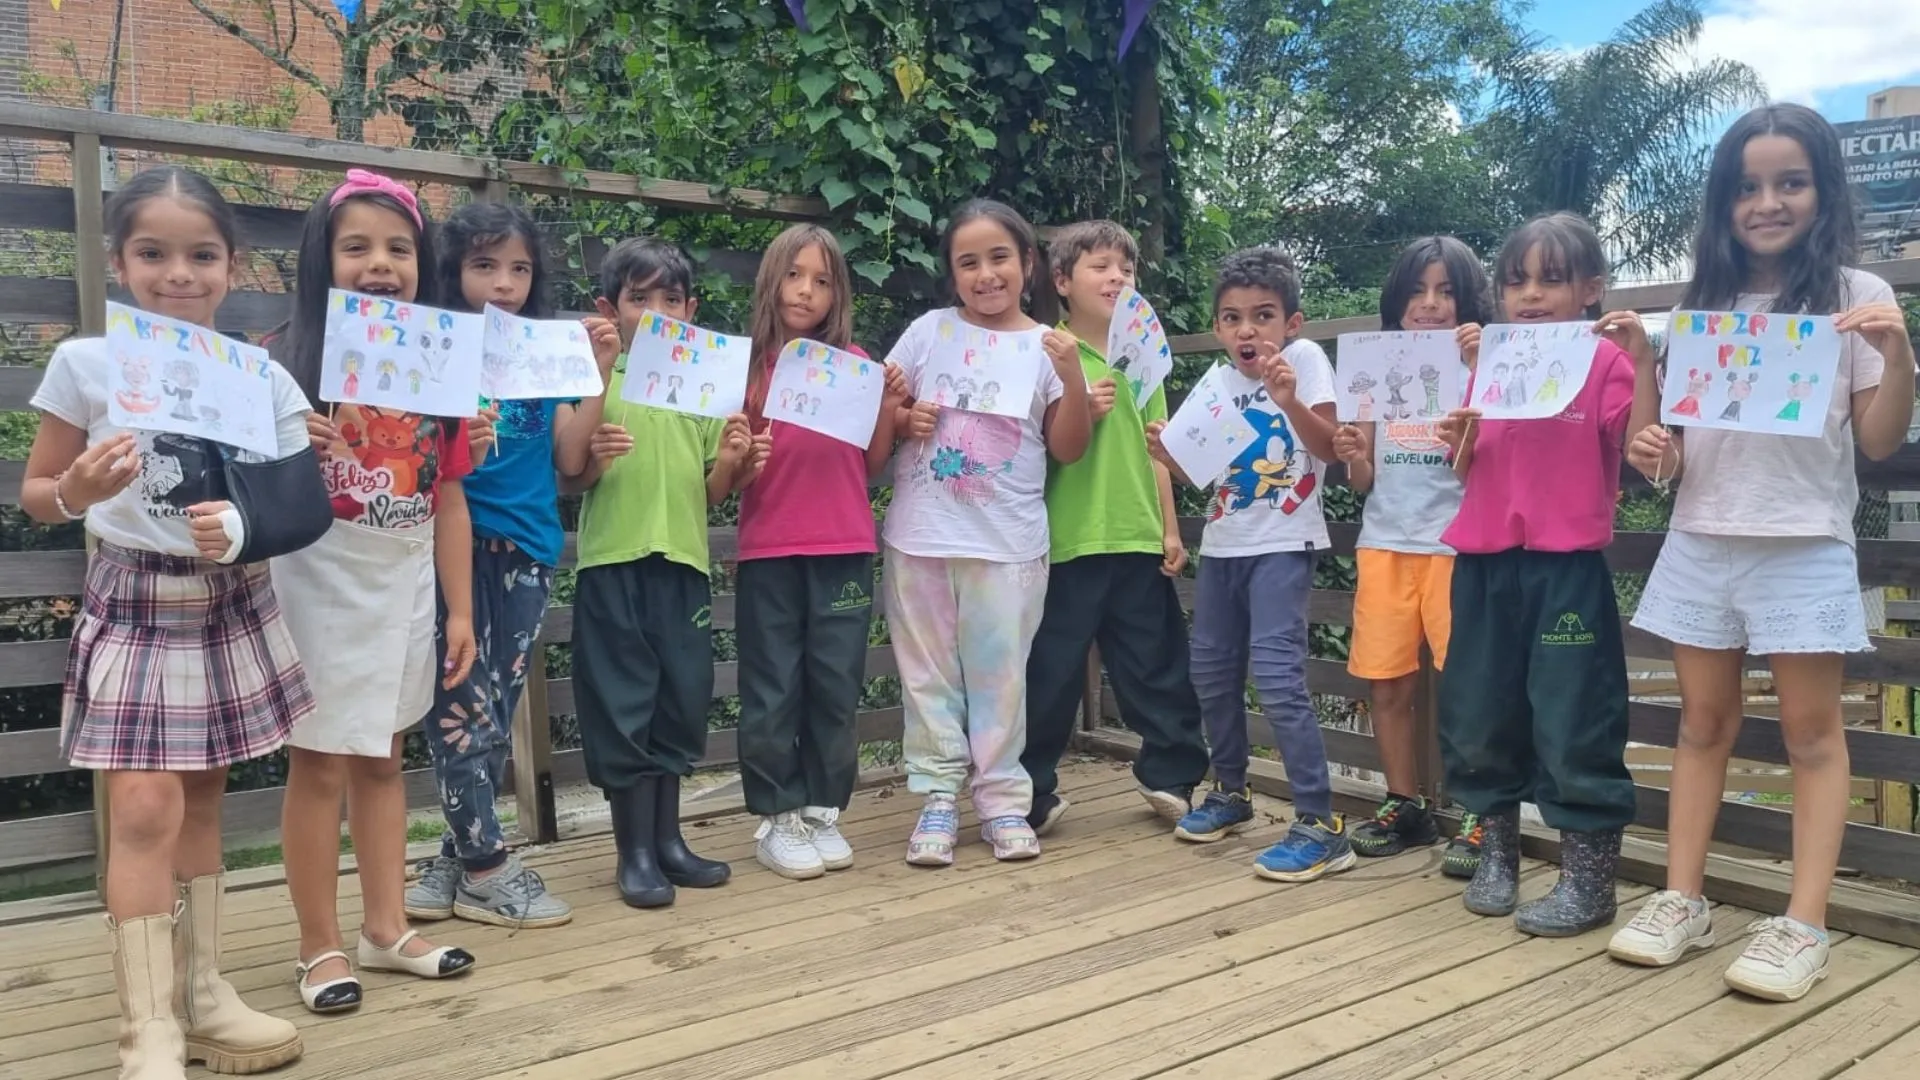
[1237,343,1259,362]
[358,283,401,297]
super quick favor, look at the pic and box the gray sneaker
[452,854,573,929]
[404,856,461,920]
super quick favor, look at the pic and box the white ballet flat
[294,950,362,1014]
[355,929,476,979]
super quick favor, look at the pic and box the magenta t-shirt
[1442,339,1635,554]
[738,343,880,561]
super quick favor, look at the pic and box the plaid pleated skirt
[61,542,317,771]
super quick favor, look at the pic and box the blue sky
[1520,1,1920,123]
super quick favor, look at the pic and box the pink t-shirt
[738,343,880,561]
[1442,338,1635,554]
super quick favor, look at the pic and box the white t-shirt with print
[1670,267,1904,546]
[1359,418,1462,555]
[1199,338,1336,556]
[881,309,1066,563]
[30,336,315,558]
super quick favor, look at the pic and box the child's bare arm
[22,419,136,525]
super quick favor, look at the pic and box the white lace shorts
[1631,530,1870,655]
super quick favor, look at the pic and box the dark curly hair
[1213,246,1302,319]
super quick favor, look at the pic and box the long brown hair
[747,225,854,414]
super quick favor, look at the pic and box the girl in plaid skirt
[22,167,317,1079]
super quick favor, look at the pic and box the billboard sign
[1835,116,1920,221]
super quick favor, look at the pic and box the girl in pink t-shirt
[1433,211,1636,942]
[1608,104,1916,1002]
[736,225,907,880]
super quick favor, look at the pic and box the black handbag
[211,441,335,563]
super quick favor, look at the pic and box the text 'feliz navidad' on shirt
[31,337,315,559]
[1670,266,1905,548]
[576,358,724,575]
[881,309,1066,564]
[1198,337,1338,558]
[1441,337,1636,555]
[465,397,573,568]
[1044,335,1170,563]
[739,343,880,562]
[321,405,473,530]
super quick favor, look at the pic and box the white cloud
[1695,0,1920,104]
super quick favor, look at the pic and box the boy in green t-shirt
[1022,221,1210,833]
[559,238,766,909]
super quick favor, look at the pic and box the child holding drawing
[23,166,311,1079]
[736,225,907,880]
[1609,103,1915,1000]
[1432,211,1635,939]
[1020,219,1210,834]
[401,201,606,930]
[270,169,478,1013]
[1146,247,1354,883]
[556,238,761,907]
[883,198,1092,866]
[1332,236,1492,876]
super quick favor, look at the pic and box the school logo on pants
[1541,612,1596,647]
[830,579,872,612]
[692,604,712,629]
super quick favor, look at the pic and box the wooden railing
[1,105,1919,932]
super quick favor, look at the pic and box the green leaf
[908,141,944,161]
[835,117,873,148]
[854,211,891,233]
[900,247,938,272]
[966,124,998,150]
[852,261,893,286]
[797,70,839,105]
[895,195,932,225]
[803,105,837,133]
[819,178,859,210]
[931,53,971,78]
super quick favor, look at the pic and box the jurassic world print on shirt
[322,404,465,529]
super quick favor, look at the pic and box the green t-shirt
[1045,337,1169,563]
[576,362,723,574]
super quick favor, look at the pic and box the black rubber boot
[1515,828,1621,937]
[1462,808,1521,916]
[654,773,731,888]
[608,780,674,909]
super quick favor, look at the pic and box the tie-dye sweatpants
[883,548,1048,820]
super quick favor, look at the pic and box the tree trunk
[1126,27,1168,265]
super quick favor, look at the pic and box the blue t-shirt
[465,398,568,566]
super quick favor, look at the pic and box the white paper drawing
[479,306,605,401]
[763,338,886,448]
[1160,363,1262,488]
[319,289,483,417]
[1661,311,1842,438]
[1472,321,1600,420]
[1106,286,1175,408]
[920,316,1045,419]
[1333,330,1465,423]
[103,302,279,457]
[618,310,751,419]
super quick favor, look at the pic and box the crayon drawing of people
[377,359,397,392]
[1534,360,1566,404]
[1418,363,1443,416]
[161,359,199,422]
[1719,370,1757,421]
[700,382,715,409]
[1776,372,1818,422]
[1502,360,1531,408]
[1346,370,1377,421]
[1480,362,1508,406]
[1384,366,1413,420]
[342,352,363,398]
[645,371,661,399]
[1671,368,1708,418]
[667,375,683,405]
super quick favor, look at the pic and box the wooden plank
[0,547,87,598]
[0,366,41,412]
[1880,585,1915,832]
[1633,784,1920,881]
[0,638,71,688]
[0,181,310,251]
[0,277,294,334]
[1687,960,1920,1080]
[507,688,557,846]
[1833,1024,1920,1078]
[494,160,828,220]
[1626,700,1920,784]
[0,727,65,779]
[1622,621,1920,688]
[1098,680,1379,771]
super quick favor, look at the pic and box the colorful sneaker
[1724,917,1829,1002]
[982,816,1041,861]
[801,806,854,871]
[755,812,826,880]
[906,794,960,867]
[1349,794,1440,858]
[452,854,573,929]
[1254,815,1358,882]
[1028,792,1070,836]
[403,856,460,921]
[1442,812,1484,879]
[1174,785,1255,843]
[1139,784,1195,822]
[1609,890,1715,966]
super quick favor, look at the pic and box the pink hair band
[329,168,423,230]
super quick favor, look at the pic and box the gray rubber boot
[1515,828,1622,937]
[1462,808,1521,916]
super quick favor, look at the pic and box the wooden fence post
[73,131,110,900]
[1882,586,1915,832]
[1079,649,1102,733]
[1413,644,1445,811]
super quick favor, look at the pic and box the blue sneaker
[1174,784,1255,843]
[1254,815,1359,882]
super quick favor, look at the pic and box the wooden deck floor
[3,760,1919,1080]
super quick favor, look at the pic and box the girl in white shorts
[1600,103,1916,1003]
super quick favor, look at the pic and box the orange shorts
[1348,549,1453,679]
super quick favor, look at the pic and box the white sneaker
[1608,890,1715,966]
[754,812,825,880]
[802,806,854,870]
[1724,916,1829,1002]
